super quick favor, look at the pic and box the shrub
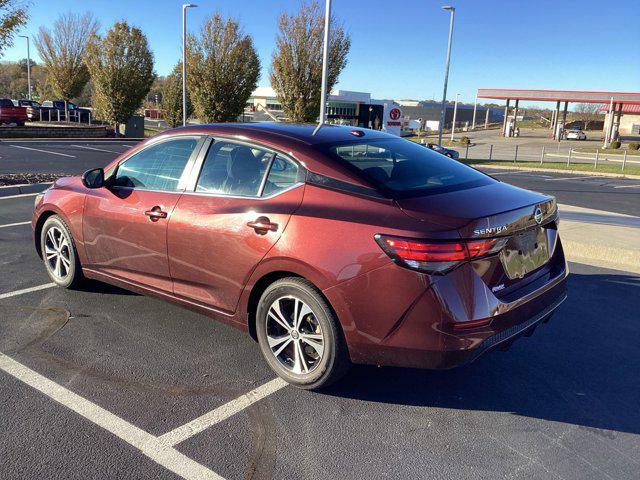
[609,140,621,149]
[628,142,640,151]
[458,136,470,145]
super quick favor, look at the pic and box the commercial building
[600,103,640,136]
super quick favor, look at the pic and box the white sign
[382,103,402,136]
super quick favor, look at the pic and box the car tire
[40,215,84,289]
[256,277,351,390]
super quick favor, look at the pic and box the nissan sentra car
[33,123,568,389]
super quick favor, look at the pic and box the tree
[573,103,602,130]
[0,0,29,57]
[161,63,191,128]
[270,1,350,123]
[34,12,98,119]
[186,13,259,122]
[85,21,154,134]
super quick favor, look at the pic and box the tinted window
[0,99,14,107]
[322,138,492,197]
[196,141,271,196]
[114,137,198,191]
[263,155,299,196]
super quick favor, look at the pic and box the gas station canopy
[477,88,640,105]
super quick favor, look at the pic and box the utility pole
[471,92,477,130]
[450,93,460,141]
[182,3,197,127]
[313,0,332,135]
[437,5,455,147]
[18,35,32,100]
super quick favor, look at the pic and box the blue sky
[3,0,639,103]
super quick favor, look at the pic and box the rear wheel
[256,277,350,390]
[40,215,83,288]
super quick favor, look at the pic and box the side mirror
[82,168,104,189]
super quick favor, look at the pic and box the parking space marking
[71,144,122,154]
[158,377,287,447]
[0,352,223,480]
[10,145,76,158]
[613,184,640,189]
[0,283,56,300]
[544,175,599,181]
[0,221,30,229]
[0,192,39,200]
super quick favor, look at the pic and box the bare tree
[573,103,602,130]
[0,0,29,57]
[270,1,351,123]
[35,12,98,120]
[85,21,154,135]
[186,13,259,123]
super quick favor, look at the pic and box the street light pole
[313,0,332,136]
[450,93,459,141]
[18,35,32,100]
[437,5,455,147]
[182,3,197,127]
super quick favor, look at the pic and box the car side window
[114,137,199,191]
[262,155,299,196]
[196,141,271,196]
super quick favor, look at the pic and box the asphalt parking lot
[1,140,640,479]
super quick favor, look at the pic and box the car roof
[170,122,394,146]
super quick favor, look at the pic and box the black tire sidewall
[256,279,342,389]
[40,216,79,288]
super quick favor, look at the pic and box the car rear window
[0,99,15,107]
[320,138,492,198]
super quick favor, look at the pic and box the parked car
[0,98,28,126]
[566,129,587,140]
[40,100,91,122]
[33,123,568,389]
[426,142,460,159]
[13,99,41,121]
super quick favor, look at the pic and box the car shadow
[323,272,640,436]
[75,279,140,296]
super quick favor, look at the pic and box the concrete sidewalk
[558,203,640,274]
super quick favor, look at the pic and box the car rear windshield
[320,138,493,198]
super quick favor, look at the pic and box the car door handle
[247,217,278,233]
[144,207,168,222]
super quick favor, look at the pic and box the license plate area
[500,227,550,280]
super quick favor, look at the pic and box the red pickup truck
[0,98,28,126]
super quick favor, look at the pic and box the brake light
[375,234,505,274]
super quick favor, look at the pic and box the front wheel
[40,215,83,288]
[256,277,350,390]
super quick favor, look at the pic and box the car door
[83,135,205,291]
[168,138,305,313]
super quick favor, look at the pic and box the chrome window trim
[183,135,305,199]
[111,134,207,193]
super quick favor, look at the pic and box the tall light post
[437,5,455,147]
[313,0,331,136]
[450,93,460,141]
[182,3,197,126]
[18,35,32,100]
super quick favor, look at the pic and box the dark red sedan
[33,123,567,389]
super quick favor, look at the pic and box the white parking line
[10,145,76,158]
[0,221,31,229]
[0,192,39,200]
[0,283,56,300]
[613,184,640,189]
[71,144,122,154]
[158,377,288,447]
[0,352,223,480]
[544,175,599,181]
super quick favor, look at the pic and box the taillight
[375,234,506,274]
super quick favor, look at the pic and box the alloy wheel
[44,226,71,279]
[265,296,325,375]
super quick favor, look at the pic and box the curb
[0,182,52,198]
[472,163,640,180]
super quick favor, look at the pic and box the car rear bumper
[330,239,568,370]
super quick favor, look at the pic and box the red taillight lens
[375,235,506,274]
